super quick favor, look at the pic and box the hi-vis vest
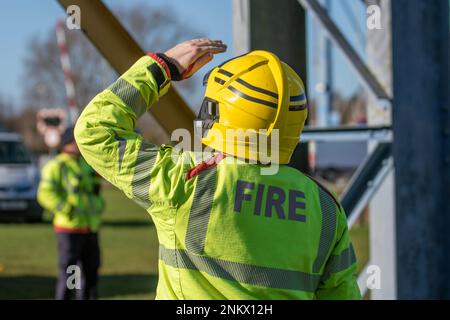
[38,153,104,232]
[74,54,361,299]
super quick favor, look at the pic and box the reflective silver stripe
[160,245,321,292]
[290,94,306,102]
[228,86,278,109]
[214,77,226,85]
[234,77,279,99]
[289,104,308,111]
[131,141,158,210]
[109,78,148,118]
[117,138,126,171]
[217,69,234,77]
[321,245,357,281]
[185,167,217,254]
[313,187,337,273]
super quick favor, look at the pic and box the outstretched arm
[74,39,226,208]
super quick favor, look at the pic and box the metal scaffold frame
[232,0,450,299]
[295,0,450,299]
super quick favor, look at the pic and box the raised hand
[163,38,227,80]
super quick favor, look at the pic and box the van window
[0,141,32,164]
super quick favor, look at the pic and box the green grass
[0,185,158,299]
[0,184,369,300]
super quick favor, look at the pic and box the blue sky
[0,0,366,111]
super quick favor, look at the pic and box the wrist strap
[157,53,183,81]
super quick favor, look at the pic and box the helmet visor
[194,97,220,139]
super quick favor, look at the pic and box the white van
[0,132,43,222]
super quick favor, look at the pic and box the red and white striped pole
[56,19,78,125]
[308,141,317,173]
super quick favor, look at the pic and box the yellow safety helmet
[194,50,308,164]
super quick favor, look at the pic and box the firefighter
[74,38,361,299]
[38,127,104,300]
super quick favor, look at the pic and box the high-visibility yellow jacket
[38,153,104,233]
[74,54,361,300]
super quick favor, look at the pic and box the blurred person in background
[37,127,104,300]
[74,38,360,299]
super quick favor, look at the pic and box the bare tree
[21,3,200,145]
[24,3,199,108]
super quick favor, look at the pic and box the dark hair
[60,127,75,148]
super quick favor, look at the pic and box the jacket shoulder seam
[306,174,341,210]
[285,165,341,210]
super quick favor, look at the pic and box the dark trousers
[55,232,100,300]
